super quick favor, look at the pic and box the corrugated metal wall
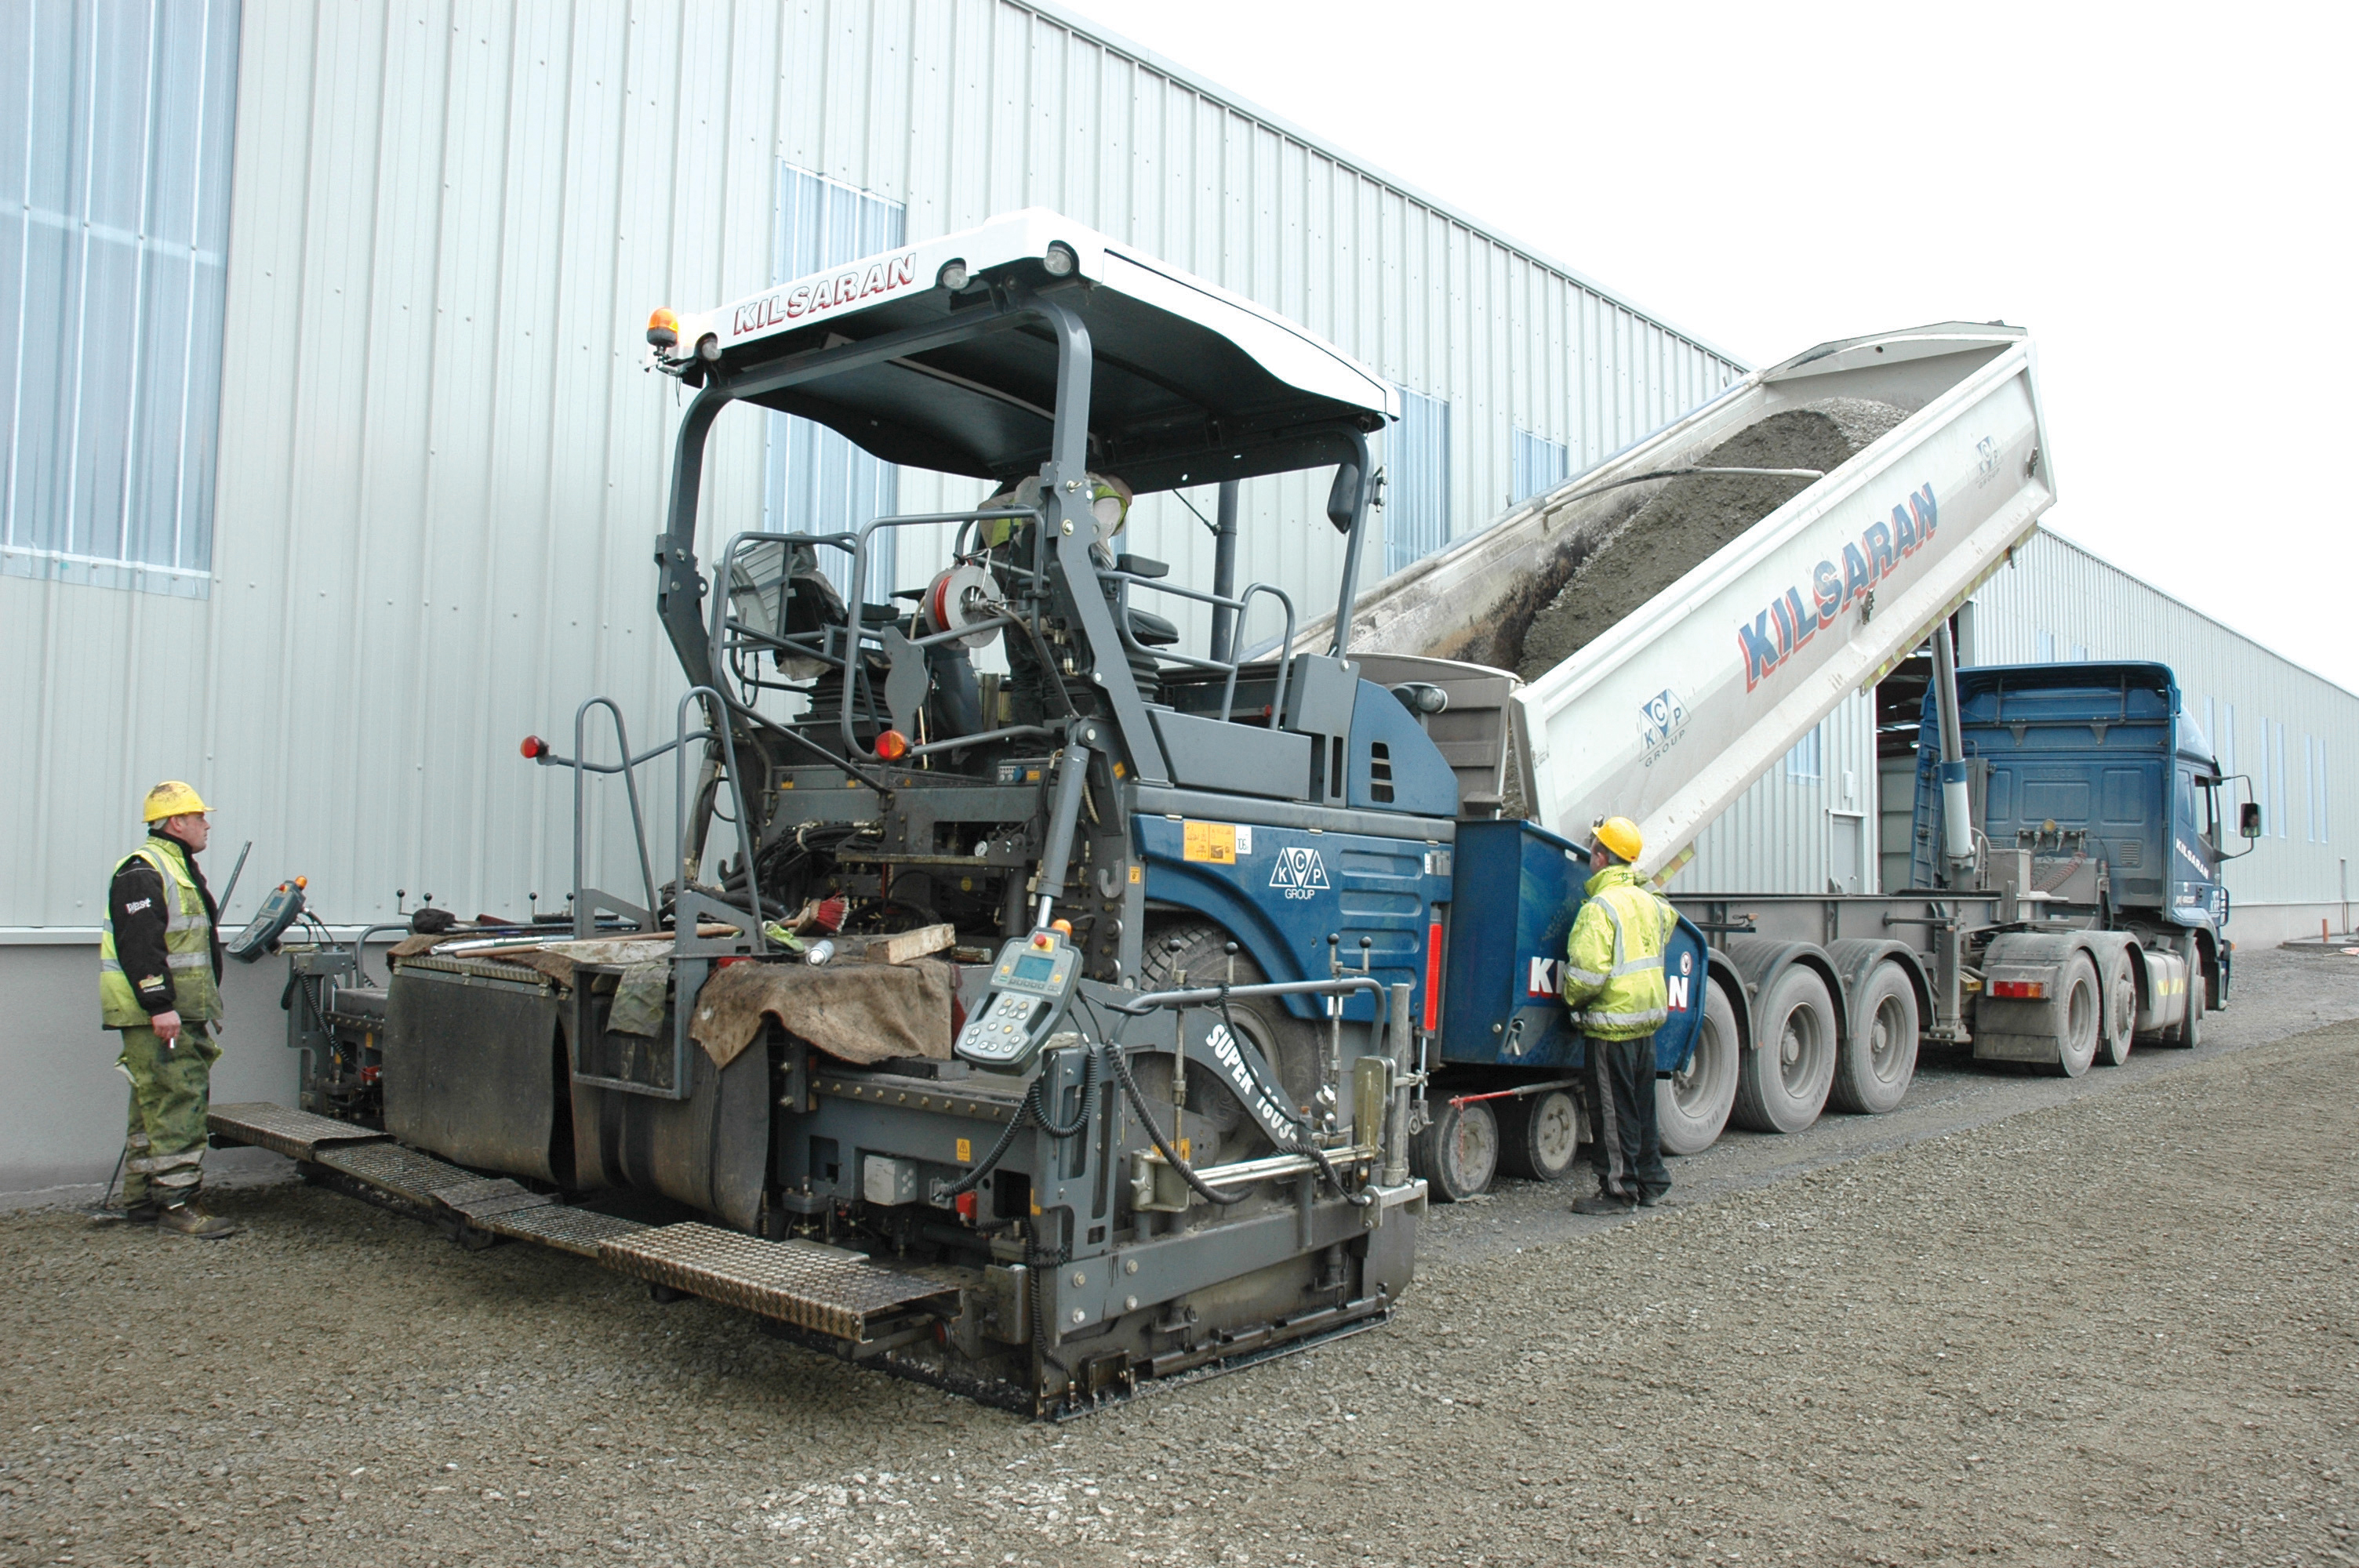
[0,0,1743,930]
[1968,528,2359,913]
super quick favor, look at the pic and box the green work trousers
[115,1023,220,1206]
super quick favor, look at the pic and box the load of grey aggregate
[1514,397,1911,681]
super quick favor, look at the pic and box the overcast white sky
[1068,0,2359,690]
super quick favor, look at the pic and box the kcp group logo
[1639,688,1688,768]
[1270,846,1331,901]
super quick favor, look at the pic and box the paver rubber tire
[1496,1089,1582,1181]
[1139,921,1323,1158]
[2095,948,2138,1067]
[1731,966,1837,1134]
[1829,960,1919,1114]
[1412,1098,1499,1202]
[1657,980,1739,1155]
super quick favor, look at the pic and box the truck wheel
[1496,1089,1581,1181]
[2096,949,2137,1067]
[2052,954,2101,1076]
[1829,960,1918,1115]
[1730,967,1837,1134]
[1657,980,1739,1155]
[1140,922,1323,1152]
[1412,1098,1499,1202]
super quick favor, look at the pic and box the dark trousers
[1584,1033,1670,1202]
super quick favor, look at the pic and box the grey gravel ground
[5,949,2356,1567]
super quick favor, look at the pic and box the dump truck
[1315,325,2255,1197]
[205,212,2247,1415]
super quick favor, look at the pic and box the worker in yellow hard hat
[96,781,236,1237]
[1561,815,1677,1216]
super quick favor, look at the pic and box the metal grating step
[207,1102,387,1162]
[314,1141,480,1205]
[484,1203,652,1258]
[598,1224,958,1341]
[434,1177,557,1221]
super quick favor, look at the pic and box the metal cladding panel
[1965,529,2359,912]
[1680,689,1881,896]
[2,0,1741,929]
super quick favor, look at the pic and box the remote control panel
[954,929,1082,1070]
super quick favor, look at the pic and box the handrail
[674,684,767,951]
[1103,572,1296,723]
[542,698,666,938]
[1104,973,1390,1021]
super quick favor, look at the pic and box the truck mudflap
[1974,929,2142,1073]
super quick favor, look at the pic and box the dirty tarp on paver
[686,958,954,1069]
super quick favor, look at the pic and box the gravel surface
[1515,399,1908,680]
[6,949,2356,1567]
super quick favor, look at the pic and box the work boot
[1636,1189,1667,1209]
[1569,1192,1637,1216]
[157,1198,239,1239]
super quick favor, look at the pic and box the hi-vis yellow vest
[100,838,220,1028]
[1560,864,1674,1040]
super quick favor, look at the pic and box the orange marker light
[294,876,307,890]
[646,307,680,350]
[1049,919,1074,938]
[874,728,910,761]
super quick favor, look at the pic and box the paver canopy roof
[674,208,1396,494]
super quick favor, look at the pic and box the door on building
[1830,810,1866,895]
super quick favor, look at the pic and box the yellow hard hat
[142,780,210,823]
[1590,815,1643,863]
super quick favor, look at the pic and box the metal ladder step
[598,1223,959,1341]
[207,1102,388,1162]
[312,1141,482,1205]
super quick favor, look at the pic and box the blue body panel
[1136,814,1450,1024]
[1438,818,1707,1076]
[1911,662,2228,931]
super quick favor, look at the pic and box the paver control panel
[954,929,1081,1071]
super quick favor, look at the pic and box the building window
[1385,387,1451,575]
[1786,724,1823,781]
[1510,426,1568,507]
[2070,642,2089,662]
[765,165,903,600]
[2308,735,2328,844]
[2273,720,2288,838]
[1,0,241,598]
[2034,630,2057,662]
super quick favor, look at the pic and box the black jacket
[108,833,224,1016]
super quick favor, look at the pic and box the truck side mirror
[1325,464,1361,534]
[2240,801,2263,839]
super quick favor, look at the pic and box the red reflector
[874,728,910,760]
[1422,920,1444,1032]
[519,735,546,759]
[1991,979,2045,1000]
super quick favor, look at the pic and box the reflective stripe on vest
[100,839,219,1026]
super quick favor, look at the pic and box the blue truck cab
[1913,660,2244,1009]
